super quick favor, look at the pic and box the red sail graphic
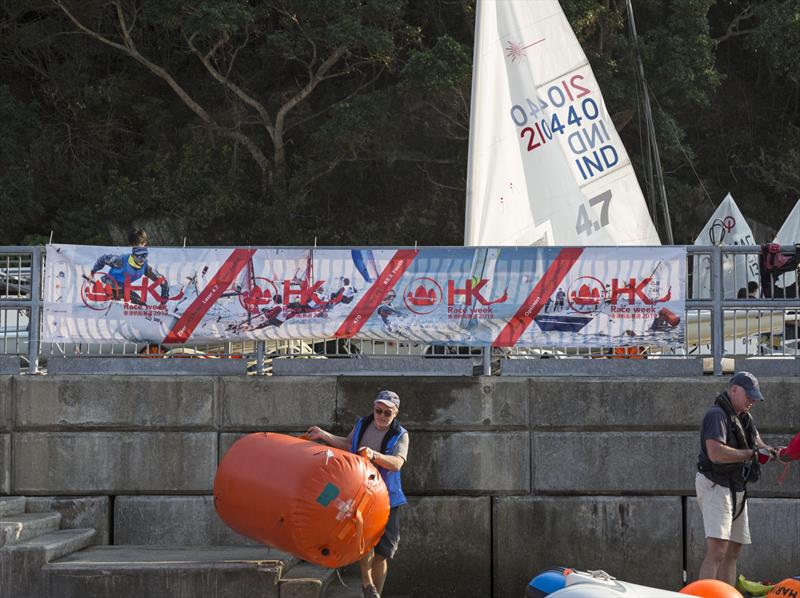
[492,248,584,347]
[163,248,257,344]
[335,249,419,338]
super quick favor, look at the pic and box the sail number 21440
[518,98,600,151]
[510,77,598,152]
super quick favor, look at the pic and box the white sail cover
[464,0,660,247]
[692,193,759,299]
[772,198,800,289]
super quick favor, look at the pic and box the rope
[649,93,716,209]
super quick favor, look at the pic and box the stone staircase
[43,545,360,598]
[0,496,97,598]
[0,496,367,598]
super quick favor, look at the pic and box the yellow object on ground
[736,574,774,597]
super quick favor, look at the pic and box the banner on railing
[43,244,686,347]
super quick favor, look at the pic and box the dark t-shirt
[698,404,752,491]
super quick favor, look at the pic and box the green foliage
[0,0,798,246]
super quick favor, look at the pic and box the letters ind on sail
[465,0,660,246]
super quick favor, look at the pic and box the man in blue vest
[306,390,409,598]
[695,371,776,585]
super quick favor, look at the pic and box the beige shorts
[696,472,751,544]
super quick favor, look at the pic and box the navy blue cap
[730,371,764,401]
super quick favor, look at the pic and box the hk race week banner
[43,244,686,348]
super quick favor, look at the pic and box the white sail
[691,193,759,299]
[772,198,800,290]
[464,0,660,247]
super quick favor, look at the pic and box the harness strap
[731,487,747,521]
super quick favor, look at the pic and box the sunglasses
[374,407,395,417]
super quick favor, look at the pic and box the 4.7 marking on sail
[576,191,612,237]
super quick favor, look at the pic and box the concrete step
[7,528,96,562]
[279,561,339,598]
[322,572,410,598]
[0,496,26,517]
[0,512,61,547]
[44,545,299,598]
[323,572,363,598]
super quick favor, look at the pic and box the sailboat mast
[463,0,483,246]
[626,0,674,244]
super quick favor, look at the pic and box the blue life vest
[107,255,147,286]
[351,415,407,508]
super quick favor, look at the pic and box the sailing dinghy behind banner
[691,193,759,299]
[771,198,800,293]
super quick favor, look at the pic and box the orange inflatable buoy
[767,578,800,597]
[214,432,390,568]
[680,579,743,598]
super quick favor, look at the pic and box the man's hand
[306,426,326,442]
[358,446,374,461]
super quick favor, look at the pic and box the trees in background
[0,0,797,245]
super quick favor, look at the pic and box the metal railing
[1,245,798,375]
[0,246,41,374]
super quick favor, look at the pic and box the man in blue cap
[696,371,777,585]
[307,389,409,598]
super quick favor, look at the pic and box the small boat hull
[533,314,594,333]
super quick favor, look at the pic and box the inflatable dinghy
[527,568,743,598]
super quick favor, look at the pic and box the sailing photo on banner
[43,244,686,348]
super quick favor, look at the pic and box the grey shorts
[375,507,401,559]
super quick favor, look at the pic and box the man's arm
[359,447,405,472]
[359,432,407,471]
[306,426,351,451]
[705,438,754,463]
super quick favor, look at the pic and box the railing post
[256,340,265,375]
[482,345,491,376]
[27,246,42,374]
[711,245,723,375]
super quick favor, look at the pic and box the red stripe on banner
[163,248,257,344]
[335,249,419,338]
[492,247,584,348]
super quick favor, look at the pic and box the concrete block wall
[494,496,684,595]
[1,374,799,597]
[687,497,800,583]
[0,377,10,495]
[113,496,255,546]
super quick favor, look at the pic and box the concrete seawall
[2,374,799,597]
